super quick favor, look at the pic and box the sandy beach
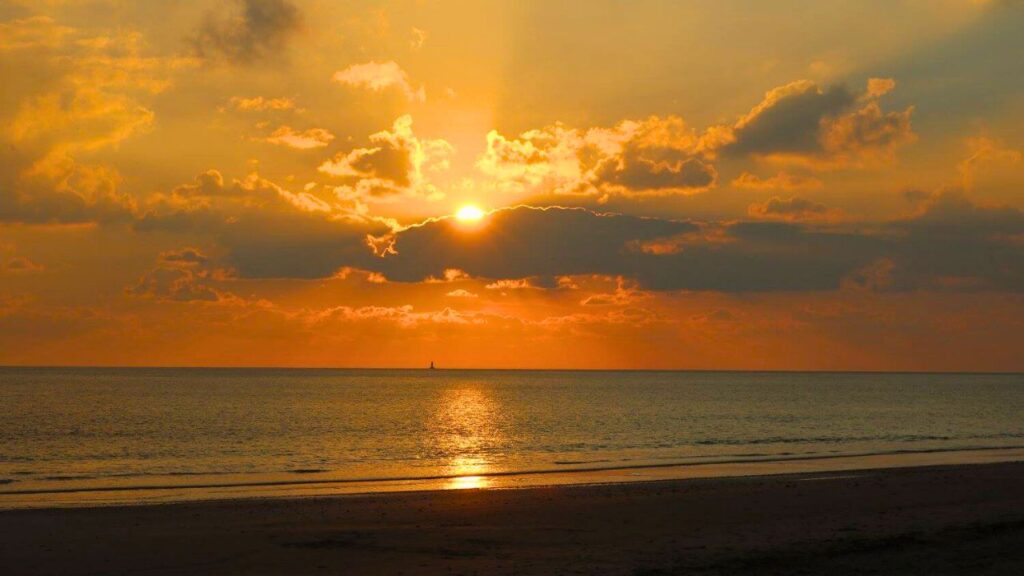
[3,461,1023,575]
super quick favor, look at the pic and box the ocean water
[1,367,1023,499]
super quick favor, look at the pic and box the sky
[1,0,1023,370]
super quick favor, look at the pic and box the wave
[2,444,1022,499]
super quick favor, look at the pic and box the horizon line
[1,364,1022,376]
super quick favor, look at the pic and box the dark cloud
[128,246,229,303]
[160,248,208,266]
[719,79,914,167]
[127,266,222,303]
[376,206,698,282]
[0,180,136,225]
[368,200,1023,293]
[590,117,718,194]
[881,189,1024,291]
[136,170,389,279]
[594,152,717,193]
[135,180,1024,294]
[726,82,856,156]
[637,221,884,292]
[218,213,383,279]
[193,0,301,64]
[748,196,832,221]
[367,206,882,292]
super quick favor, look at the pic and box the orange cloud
[478,116,717,197]
[731,171,823,191]
[333,61,426,102]
[0,16,191,225]
[747,196,841,222]
[958,136,1022,188]
[485,279,534,291]
[263,125,335,149]
[228,96,296,111]
[0,243,45,275]
[128,261,226,303]
[319,115,453,200]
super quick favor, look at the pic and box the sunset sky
[1,0,1023,370]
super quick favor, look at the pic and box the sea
[1,367,1023,506]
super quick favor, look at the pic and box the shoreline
[4,461,1023,575]
[4,445,1023,510]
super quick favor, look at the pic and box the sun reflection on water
[432,385,503,490]
[448,474,488,490]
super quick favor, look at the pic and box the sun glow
[455,205,485,223]
[448,475,488,490]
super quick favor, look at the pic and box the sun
[455,205,485,223]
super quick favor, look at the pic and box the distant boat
[429,361,436,370]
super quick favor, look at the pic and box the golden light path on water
[433,384,501,490]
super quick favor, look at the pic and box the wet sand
[2,462,1024,575]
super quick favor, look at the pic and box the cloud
[145,170,344,217]
[881,188,1024,291]
[409,27,428,51]
[193,0,301,64]
[579,277,644,307]
[446,289,478,298]
[374,206,700,283]
[1,256,44,274]
[0,15,72,51]
[627,223,734,256]
[958,136,1022,188]
[160,247,209,266]
[0,243,45,275]
[718,78,915,168]
[127,247,233,303]
[732,171,823,191]
[318,115,453,200]
[0,160,136,225]
[425,268,472,283]
[485,279,534,291]
[365,199,1024,293]
[478,116,718,197]
[747,196,837,221]
[475,78,914,199]
[305,305,485,329]
[0,16,187,225]
[263,125,335,149]
[137,170,390,279]
[228,96,296,111]
[537,307,660,330]
[136,168,1024,294]
[333,61,425,102]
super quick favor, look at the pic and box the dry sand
[2,462,1023,575]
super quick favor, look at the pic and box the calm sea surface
[1,368,1023,493]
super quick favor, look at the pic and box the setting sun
[455,205,485,223]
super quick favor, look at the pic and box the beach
[3,461,1023,575]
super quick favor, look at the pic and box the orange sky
[1,0,1023,370]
